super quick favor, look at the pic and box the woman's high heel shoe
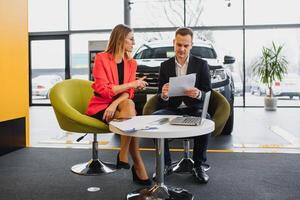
[116,153,130,169]
[132,165,152,186]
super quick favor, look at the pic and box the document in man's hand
[168,73,196,97]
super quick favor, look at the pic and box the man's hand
[162,83,169,99]
[130,76,148,89]
[103,102,118,122]
[184,87,201,98]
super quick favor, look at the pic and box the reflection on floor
[30,106,300,153]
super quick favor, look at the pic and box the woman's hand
[130,76,148,89]
[103,102,118,122]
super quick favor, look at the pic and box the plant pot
[264,96,277,111]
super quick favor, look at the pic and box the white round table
[109,115,215,200]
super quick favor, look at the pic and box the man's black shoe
[152,165,173,181]
[192,165,209,184]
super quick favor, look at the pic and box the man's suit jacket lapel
[168,57,181,108]
[187,55,195,74]
[169,57,177,77]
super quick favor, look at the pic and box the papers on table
[168,73,196,97]
[110,116,170,133]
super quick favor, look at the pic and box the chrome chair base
[126,185,194,200]
[172,158,194,173]
[71,159,116,175]
[172,158,211,173]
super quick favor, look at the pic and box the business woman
[86,24,151,186]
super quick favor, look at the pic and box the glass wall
[187,0,243,26]
[132,0,243,27]
[30,39,66,104]
[131,0,183,27]
[246,0,300,25]
[70,33,110,80]
[28,0,300,107]
[196,30,243,106]
[246,28,300,106]
[70,0,123,30]
[28,0,68,32]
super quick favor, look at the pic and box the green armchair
[143,90,230,173]
[207,90,231,136]
[143,90,230,136]
[49,79,116,175]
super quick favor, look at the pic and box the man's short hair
[175,27,193,39]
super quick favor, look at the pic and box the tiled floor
[29,106,300,153]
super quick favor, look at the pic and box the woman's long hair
[105,24,133,59]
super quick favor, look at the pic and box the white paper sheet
[109,116,170,133]
[168,73,196,97]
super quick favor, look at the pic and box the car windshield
[191,46,217,59]
[134,46,217,59]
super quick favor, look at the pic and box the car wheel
[220,96,234,135]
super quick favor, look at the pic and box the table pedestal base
[126,184,194,200]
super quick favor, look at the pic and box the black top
[117,59,124,84]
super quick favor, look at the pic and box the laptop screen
[201,91,211,122]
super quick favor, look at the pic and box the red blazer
[86,52,137,116]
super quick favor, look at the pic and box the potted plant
[252,42,288,111]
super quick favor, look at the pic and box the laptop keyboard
[169,116,202,126]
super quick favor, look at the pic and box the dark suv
[134,40,235,135]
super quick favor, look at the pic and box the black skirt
[90,109,107,123]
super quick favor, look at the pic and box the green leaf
[251,41,288,97]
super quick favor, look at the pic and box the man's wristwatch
[196,91,202,99]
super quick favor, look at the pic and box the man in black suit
[153,27,212,183]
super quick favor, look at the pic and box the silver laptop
[169,91,211,126]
